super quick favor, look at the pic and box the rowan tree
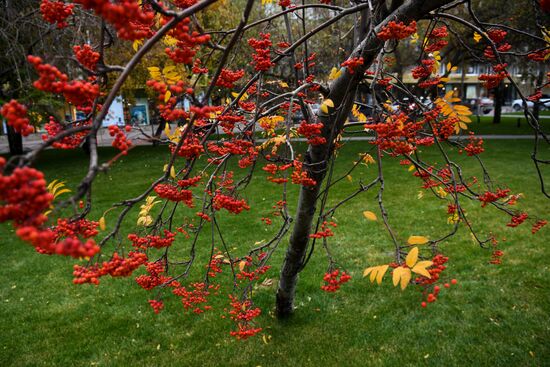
[1,0,549,339]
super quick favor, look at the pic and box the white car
[512,95,550,111]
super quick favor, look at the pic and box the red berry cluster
[424,26,448,52]
[154,183,194,207]
[217,113,245,135]
[478,188,510,207]
[0,166,52,227]
[136,261,171,290]
[321,269,351,292]
[216,69,245,88]
[0,100,33,136]
[73,0,155,40]
[42,117,89,149]
[415,254,449,286]
[196,211,211,222]
[236,255,271,281]
[17,226,100,258]
[490,250,504,265]
[164,17,211,64]
[207,252,224,277]
[148,299,165,314]
[532,219,547,234]
[367,112,424,156]
[411,59,435,80]
[53,218,99,240]
[248,33,274,71]
[506,212,528,227]
[341,57,364,74]
[309,221,337,239]
[227,295,262,339]
[0,165,97,258]
[171,135,204,159]
[420,279,457,308]
[128,230,176,250]
[479,63,509,89]
[297,120,326,145]
[173,0,198,8]
[73,45,100,70]
[487,28,507,43]
[108,125,132,153]
[40,0,74,29]
[377,20,417,40]
[527,49,550,62]
[72,251,148,284]
[172,282,218,314]
[28,56,100,112]
[462,133,484,156]
[213,193,250,214]
[291,160,317,187]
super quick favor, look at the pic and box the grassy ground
[468,115,549,135]
[1,140,549,366]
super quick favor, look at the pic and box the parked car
[511,95,550,111]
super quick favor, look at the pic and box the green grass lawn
[468,115,549,135]
[1,140,549,366]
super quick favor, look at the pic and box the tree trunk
[533,68,544,121]
[492,83,505,124]
[6,124,23,155]
[275,0,454,317]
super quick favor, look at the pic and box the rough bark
[7,125,23,155]
[275,0,454,317]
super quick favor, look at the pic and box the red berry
[451,279,457,285]
[421,302,427,308]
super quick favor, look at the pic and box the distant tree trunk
[493,83,505,124]
[533,68,544,121]
[153,119,166,147]
[6,124,23,155]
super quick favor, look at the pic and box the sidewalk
[0,127,540,155]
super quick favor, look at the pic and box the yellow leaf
[362,211,378,221]
[239,261,246,272]
[399,268,411,290]
[133,40,142,51]
[412,261,433,278]
[170,166,176,179]
[407,236,429,245]
[392,267,412,290]
[328,67,342,80]
[458,115,472,123]
[346,175,353,182]
[52,181,66,193]
[47,179,59,191]
[405,247,419,267]
[363,266,374,278]
[473,32,482,43]
[369,267,378,283]
[148,67,160,73]
[376,265,389,284]
[408,165,415,172]
[99,216,106,231]
[163,66,176,74]
[53,188,71,199]
[278,81,289,88]
[164,91,171,103]
[320,99,334,114]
